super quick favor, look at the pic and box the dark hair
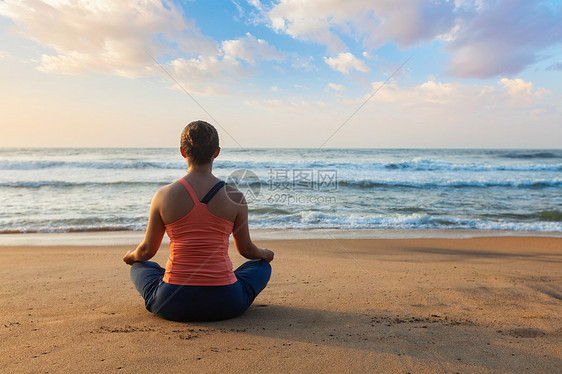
[180,120,219,165]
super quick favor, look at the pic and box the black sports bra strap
[200,181,227,204]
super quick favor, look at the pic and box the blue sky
[0,0,561,148]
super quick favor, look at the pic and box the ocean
[0,148,561,234]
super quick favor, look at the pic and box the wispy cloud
[290,55,316,72]
[266,0,456,52]
[0,0,218,77]
[362,77,550,108]
[222,32,284,65]
[445,1,562,78]
[545,62,562,71]
[499,78,549,106]
[166,55,249,95]
[324,52,369,74]
[327,83,346,92]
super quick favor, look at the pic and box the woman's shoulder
[154,181,184,202]
[224,184,246,205]
[158,180,181,193]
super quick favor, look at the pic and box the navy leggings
[130,260,271,322]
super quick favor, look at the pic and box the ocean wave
[535,210,562,222]
[250,207,293,215]
[0,226,139,234]
[219,158,562,172]
[382,158,562,172]
[5,212,562,234]
[249,212,562,232]
[2,177,560,190]
[337,179,562,189]
[0,216,147,234]
[2,157,560,172]
[498,151,561,159]
[0,181,167,188]
[0,160,184,170]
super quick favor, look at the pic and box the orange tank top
[163,179,236,286]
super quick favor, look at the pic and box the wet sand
[1,237,561,373]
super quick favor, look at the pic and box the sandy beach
[1,236,561,373]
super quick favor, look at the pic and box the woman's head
[180,120,219,165]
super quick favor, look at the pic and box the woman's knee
[244,259,271,270]
[130,261,165,295]
[250,260,272,288]
[240,259,271,279]
[131,260,163,275]
[259,260,272,281]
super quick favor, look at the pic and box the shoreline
[1,228,561,246]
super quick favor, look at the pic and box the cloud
[240,76,559,147]
[166,33,284,95]
[263,0,562,78]
[340,76,559,147]
[327,83,346,92]
[0,0,218,77]
[357,80,469,106]
[324,52,369,74]
[345,76,556,144]
[167,55,249,95]
[222,32,284,65]
[545,62,562,71]
[165,31,286,95]
[267,0,456,53]
[499,78,545,96]
[445,1,562,78]
[0,1,287,95]
[364,77,550,108]
[290,55,316,72]
[243,97,328,115]
[247,0,265,12]
[269,4,346,53]
[0,51,10,60]
[498,78,549,106]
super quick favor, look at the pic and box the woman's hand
[123,250,136,265]
[261,248,274,262]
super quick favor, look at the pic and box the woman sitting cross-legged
[123,120,274,322]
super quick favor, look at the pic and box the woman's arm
[231,190,274,262]
[123,190,166,265]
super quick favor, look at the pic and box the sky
[0,0,561,148]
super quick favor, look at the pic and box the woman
[123,120,274,322]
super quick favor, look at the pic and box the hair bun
[187,128,199,144]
